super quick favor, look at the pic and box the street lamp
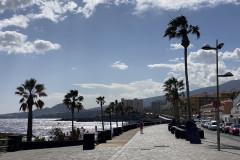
[202,40,233,151]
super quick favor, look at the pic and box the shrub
[0,133,9,152]
[34,136,45,142]
[49,123,66,141]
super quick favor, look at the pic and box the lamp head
[217,43,224,49]
[202,44,213,50]
[218,72,233,77]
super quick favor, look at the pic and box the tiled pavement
[1,124,240,160]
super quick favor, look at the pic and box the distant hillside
[143,79,240,107]
[1,80,239,119]
[0,103,107,119]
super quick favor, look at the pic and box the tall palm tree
[104,102,114,132]
[114,99,120,128]
[63,90,84,134]
[125,106,134,124]
[163,77,184,122]
[96,96,106,131]
[164,15,200,121]
[118,102,125,127]
[15,78,47,141]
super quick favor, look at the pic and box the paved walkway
[1,124,240,160]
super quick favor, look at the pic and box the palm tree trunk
[128,113,130,124]
[110,115,112,131]
[72,109,74,133]
[184,46,191,121]
[101,105,104,131]
[27,105,33,141]
[122,115,124,127]
[116,112,118,127]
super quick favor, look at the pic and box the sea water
[0,119,124,139]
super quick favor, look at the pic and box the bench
[172,126,186,139]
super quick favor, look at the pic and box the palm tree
[164,15,200,121]
[163,77,184,122]
[15,78,47,141]
[118,102,125,127]
[125,106,134,124]
[63,90,84,134]
[104,102,114,132]
[96,96,106,131]
[114,99,120,128]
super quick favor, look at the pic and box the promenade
[1,124,240,160]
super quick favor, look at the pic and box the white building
[230,93,240,124]
[121,98,144,113]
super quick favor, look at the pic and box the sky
[1,0,240,114]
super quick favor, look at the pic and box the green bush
[49,123,66,141]
[34,136,45,142]
[0,133,9,152]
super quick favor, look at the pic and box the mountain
[0,103,107,119]
[1,80,240,119]
[143,79,240,107]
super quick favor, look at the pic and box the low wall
[22,140,83,150]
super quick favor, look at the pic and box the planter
[83,134,95,150]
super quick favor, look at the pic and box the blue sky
[1,0,240,114]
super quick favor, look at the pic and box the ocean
[0,119,123,139]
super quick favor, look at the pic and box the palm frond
[16,86,25,94]
[35,102,39,108]
[15,91,23,96]
[37,99,44,109]
[19,97,25,103]
[38,92,48,97]
[19,103,28,111]
[35,84,45,93]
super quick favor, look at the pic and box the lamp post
[202,40,233,151]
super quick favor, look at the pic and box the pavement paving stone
[1,124,240,160]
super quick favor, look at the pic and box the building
[191,88,237,115]
[191,92,215,115]
[150,100,170,113]
[200,100,233,120]
[230,93,240,124]
[121,98,144,113]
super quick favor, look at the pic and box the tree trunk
[174,88,180,122]
[184,46,191,121]
[27,105,33,141]
[121,115,124,127]
[101,104,104,131]
[116,112,118,127]
[110,115,112,132]
[128,113,130,124]
[72,108,74,133]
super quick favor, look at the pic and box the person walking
[140,122,143,134]
[80,127,85,140]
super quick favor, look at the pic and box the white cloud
[0,31,60,54]
[147,48,240,90]
[74,79,164,105]
[114,0,131,5]
[33,39,60,53]
[77,0,109,18]
[170,43,194,50]
[32,0,78,23]
[219,48,240,61]
[189,48,240,64]
[111,61,128,70]
[169,58,180,62]
[188,49,216,64]
[0,15,30,30]
[133,0,239,14]
[0,0,33,13]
